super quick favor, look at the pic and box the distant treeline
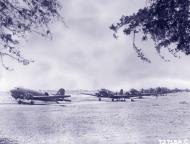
[119,87,190,96]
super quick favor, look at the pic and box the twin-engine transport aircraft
[81,89,155,102]
[10,88,71,104]
[81,89,137,101]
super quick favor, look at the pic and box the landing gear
[30,101,34,105]
[112,98,114,102]
[139,96,143,99]
[131,99,135,102]
[99,98,101,101]
[121,98,126,102]
[18,100,22,104]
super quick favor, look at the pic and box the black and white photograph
[0,0,190,144]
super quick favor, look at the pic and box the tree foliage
[0,0,62,70]
[110,0,190,62]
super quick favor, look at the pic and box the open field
[0,92,190,144]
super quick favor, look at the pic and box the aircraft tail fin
[56,88,65,96]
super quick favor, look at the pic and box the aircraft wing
[51,94,71,98]
[62,95,71,98]
[110,95,130,99]
[110,94,145,99]
[31,95,71,101]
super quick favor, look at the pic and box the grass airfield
[0,92,190,144]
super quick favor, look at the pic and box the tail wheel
[112,98,114,102]
[98,98,101,101]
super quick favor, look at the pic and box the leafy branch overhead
[110,0,190,62]
[0,0,62,70]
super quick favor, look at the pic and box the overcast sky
[1,0,190,91]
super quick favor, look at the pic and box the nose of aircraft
[10,90,14,95]
[10,89,17,99]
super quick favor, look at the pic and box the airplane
[10,87,71,104]
[80,88,172,102]
[80,89,143,102]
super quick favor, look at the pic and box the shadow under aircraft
[81,89,166,102]
[10,88,71,105]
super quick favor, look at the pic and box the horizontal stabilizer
[63,99,71,102]
[80,93,97,96]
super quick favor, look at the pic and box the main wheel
[18,100,22,104]
[30,101,34,105]
[131,99,135,102]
